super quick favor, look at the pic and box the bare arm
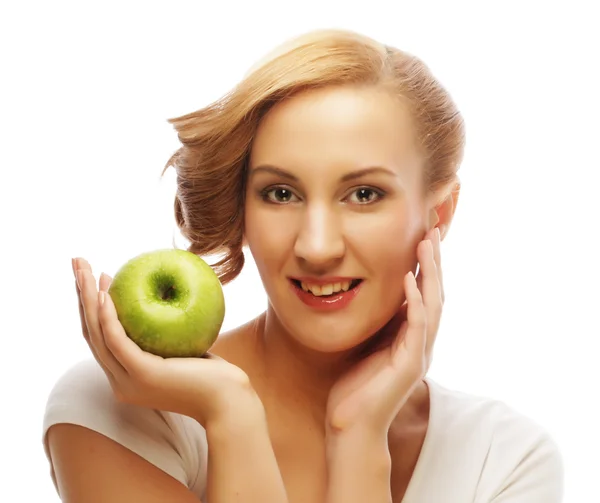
[48,400,288,503]
[204,400,288,503]
[47,424,202,503]
[325,428,392,503]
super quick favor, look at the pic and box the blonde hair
[162,29,466,285]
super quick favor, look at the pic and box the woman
[43,29,563,502]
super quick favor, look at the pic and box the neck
[251,308,356,425]
[244,307,428,432]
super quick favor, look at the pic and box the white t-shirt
[42,359,564,502]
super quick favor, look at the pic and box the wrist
[204,392,267,437]
[326,419,389,445]
[326,423,390,459]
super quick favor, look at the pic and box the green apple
[107,249,225,358]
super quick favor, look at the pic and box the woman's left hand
[326,227,444,436]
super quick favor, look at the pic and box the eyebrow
[250,164,398,183]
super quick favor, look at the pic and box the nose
[293,204,345,269]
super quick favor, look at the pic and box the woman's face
[244,85,433,353]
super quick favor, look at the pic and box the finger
[420,239,442,313]
[415,264,423,293]
[78,268,128,379]
[75,279,90,341]
[393,271,427,367]
[73,259,120,385]
[73,260,97,357]
[414,227,437,292]
[74,274,119,388]
[433,227,444,299]
[99,272,113,292]
[419,239,443,354]
[98,288,163,376]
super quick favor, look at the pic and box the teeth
[299,280,355,296]
[321,284,333,296]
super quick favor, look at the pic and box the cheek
[344,210,422,316]
[345,210,421,274]
[244,204,296,277]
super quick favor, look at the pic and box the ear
[428,178,461,240]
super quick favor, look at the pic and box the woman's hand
[326,227,444,436]
[72,258,262,427]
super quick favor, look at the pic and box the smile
[288,278,363,311]
[294,279,361,296]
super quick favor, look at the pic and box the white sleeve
[42,359,208,499]
[473,401,565,503]
[490,432,564,502]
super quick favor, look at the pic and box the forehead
[249,85,422,176]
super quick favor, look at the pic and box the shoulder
[423,378,564,501]
[427,377,562,453]
[42,359,208,498]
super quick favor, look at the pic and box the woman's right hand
[72,257,263,428]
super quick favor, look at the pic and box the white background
[1,1,598,501]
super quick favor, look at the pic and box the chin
[282,307,394,355]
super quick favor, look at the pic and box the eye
[346,187,385,204]
[260,186,299,204]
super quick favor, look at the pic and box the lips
[288,278,363,311]
[290,278,362,296]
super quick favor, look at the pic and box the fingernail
[98,291,105,306]
[76,270,83,289]
[439,225,447,238]
[72,258,77,274]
